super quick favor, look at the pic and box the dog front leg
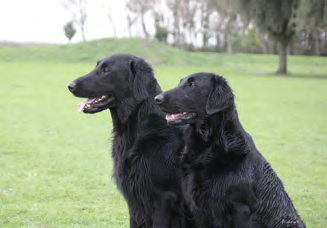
[152,202,171,228]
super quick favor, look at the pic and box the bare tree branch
[61,0,89,41]
[101,1,117,37]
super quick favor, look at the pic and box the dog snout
[68,81,77,92]
[154,94,165,105]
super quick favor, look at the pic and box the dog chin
[167,120,186,126]
[167,117,196,126]
[83,106,109,114]
[165,112,197,125]
[78,95,116,114]
[83,102,116,114]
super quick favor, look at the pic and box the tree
[165,0,198,49]
[237,0,299,74]
[63,21,76,43]
[155,25,169,44]
[154,13,169,43]
[125,0,156,38]
[182,0,199,48]
[166,0,190,49]
[101,1,117,37]
[200,3,211,49]
[297,0,327,55]
[205,0,247,54]
[61,0,89,42]
[124,0,137,37]
[241,24,263,53]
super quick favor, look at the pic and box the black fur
[68,54,196,228]
[155,72,306,228]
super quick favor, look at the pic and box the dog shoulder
[253,158,305,226]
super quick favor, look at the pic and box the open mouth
[77,95,115,113]
[165,112,197,124]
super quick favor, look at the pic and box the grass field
[0,39,327,227]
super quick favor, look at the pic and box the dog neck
[187,105,251,155]
[110,95,163,136]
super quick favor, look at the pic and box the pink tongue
[77,98,97,113]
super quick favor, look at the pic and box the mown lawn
[0,55,326,227]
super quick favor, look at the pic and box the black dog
[155,73,305,228]
[68,54,194,228]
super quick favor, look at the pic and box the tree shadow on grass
[243,71,327,80]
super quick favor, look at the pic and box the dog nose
[68,81,76,92]
[155,94,164,104]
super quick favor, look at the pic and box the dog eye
[103,67,110,73]
[189,82,195,88]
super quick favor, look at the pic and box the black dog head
[68,53,157,114]
[155,72,234,125]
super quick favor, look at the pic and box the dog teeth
[84,95,112,111]
[94,95,109,104]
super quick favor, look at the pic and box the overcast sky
[0,0,153,43]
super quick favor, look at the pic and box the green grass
[1,37,327,75]
[0,40,327,227]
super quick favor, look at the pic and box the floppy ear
[205,75,234,115]
[130,59,148,101]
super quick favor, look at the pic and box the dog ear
[205,75,234,115]
[130,59,149,102]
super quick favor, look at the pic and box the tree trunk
[277,39,288,74]
[226,40,233,54]
[268,40,277,54]
[225,18,233,55]
[261,33,269,54]
[128,23,132,37]
[288,39,294,55]
[108,14,117,37]
[202,33,208,48]
[141,15,149,38]
[111,23,117,37]
[215,34,221,51]
[172,8,181,48]
[125,7,133,37]
[313,30,320,56]
[81,26,86,42]
[225,32,233,54]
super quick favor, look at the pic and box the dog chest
[182,159,255,225]
[112,137,153,202]
[182,169,224,212]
